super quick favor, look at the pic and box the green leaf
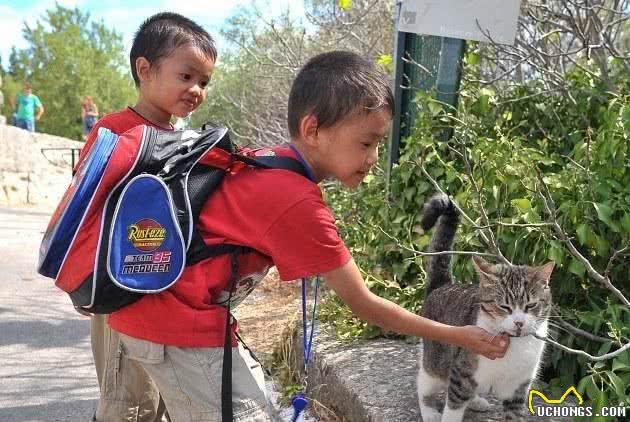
[594,235,610,257]
[376,54,392,68]
[404,187,416,202]
[548,243,564,264]
[592,390,611,422]
[577,374,592,395]
[467,52,480,65]
[607,372,627,400]
[480,88,495,97]
[593,202,620,232]
[585,375,600,401]
[512,198,531,212]
[613,358,630,372]
[597,342,613,355]
[576,224,589,245]
[568,258,586,277]
[427,100,442,116]
[478,95,490,113]
[621,213,630,233]
[339,0,352,10]
[393,214,405,224]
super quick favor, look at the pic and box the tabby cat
[417,194,555,422]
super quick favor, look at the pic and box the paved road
[0,207,311,422]
[0,206,98,422]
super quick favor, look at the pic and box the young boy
[76,12,217,422]
[107,51,509,421]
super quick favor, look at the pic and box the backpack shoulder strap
[233,154,309,179]
[186,154,309,266]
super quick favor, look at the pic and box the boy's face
[310,109,391,188]
[139,43,215,120]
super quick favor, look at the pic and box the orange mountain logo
[127,219,167,252]
[528,386,584,414]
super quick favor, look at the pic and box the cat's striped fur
[417,194,554,422]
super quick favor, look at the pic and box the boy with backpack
[76,12,217,422]
[103,50,510,421]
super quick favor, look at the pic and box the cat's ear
[529,262,555,285]
[472,256,498,286]
[472,256,495,274]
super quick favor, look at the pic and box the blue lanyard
[301,276,319,369]
[288,145,317,183]
[291,276,319,422]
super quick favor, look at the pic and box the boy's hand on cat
[455,326,510,360]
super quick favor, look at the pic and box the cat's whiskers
[546,322,571,336]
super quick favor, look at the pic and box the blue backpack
[38,123,306,314]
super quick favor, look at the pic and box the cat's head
[472,256,554,337]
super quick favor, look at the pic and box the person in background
[11,81,44,132]
[81,96,99,141]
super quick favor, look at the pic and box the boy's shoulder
[96,107,147,134]
[244,146,317,190]
[219,145,322,212]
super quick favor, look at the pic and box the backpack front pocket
[108,174,185,293]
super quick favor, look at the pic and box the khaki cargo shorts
[91,314,167,422]
[117,331,272,422]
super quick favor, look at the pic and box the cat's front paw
[469,396,490,412]
[419,406,442,422]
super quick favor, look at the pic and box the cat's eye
[498,305,512,313]
[525,303,537,311]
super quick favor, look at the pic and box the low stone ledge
[292,325,573,421]
[0,123,82,209]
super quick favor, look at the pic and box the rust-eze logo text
[127,218,166,252]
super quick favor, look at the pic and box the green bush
[321,60,630,414]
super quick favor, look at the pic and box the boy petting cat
[106,50,510,421]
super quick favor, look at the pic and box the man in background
[11,81,44,132]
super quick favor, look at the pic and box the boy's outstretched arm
[323,259,509,360]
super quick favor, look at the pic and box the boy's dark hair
[288,50,394,138]
[130,12,217,87]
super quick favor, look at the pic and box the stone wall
[0,122,83,210]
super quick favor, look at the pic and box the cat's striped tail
[421,193,460,296]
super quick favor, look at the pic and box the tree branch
[534,333,630,362]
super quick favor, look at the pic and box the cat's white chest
[474,316,547,398]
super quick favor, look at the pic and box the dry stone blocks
[0,122,83,210]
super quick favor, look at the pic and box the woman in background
[81,96,99,141]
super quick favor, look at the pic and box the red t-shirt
[76,107,166,168]
[108,146,351,347]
